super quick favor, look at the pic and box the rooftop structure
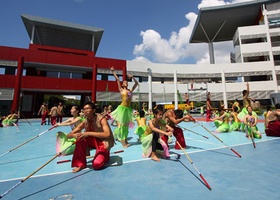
[21,14,104,53]
[189,0,278,64]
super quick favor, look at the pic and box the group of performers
[208,83,262,139]
[210,105,262,139]
[6,74,279,173]
[38,102,64,126]
[52,67,199,172]
[50,76,280,171]
[206,82,280,138]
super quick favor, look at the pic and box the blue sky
[0,0,254,64]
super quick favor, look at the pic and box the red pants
[161,127,186,149]
[57,114,63,123]
[266,121,280,137]
[161,135,169,148]
[72,137,109,170]
[206,110,211,122]
[51,116,57,126]
[41,112,47,125]
[173,126,186,149]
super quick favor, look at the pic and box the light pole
[147,68,152,111]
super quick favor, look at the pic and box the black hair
[266,105,271,111]
[246,106,252,111]
[152,105,163,115]
[174,109,183,118]
[233,106,238,112]
[139,110,145,118]
[83,101,96,110]
[72,105,81,112]
[275,103,280,109]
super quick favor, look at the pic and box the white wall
[126,60,278,103]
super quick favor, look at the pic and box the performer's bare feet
[125,139,130,147]
[121,140,130,148]
[72,166,85,173]
[151,152,160,162]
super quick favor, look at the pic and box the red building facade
[0,14,126,116]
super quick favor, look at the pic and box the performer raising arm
[109,66,139,148]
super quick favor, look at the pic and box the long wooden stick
[185,137,223,147]
[57,150,124,164]
[20,113,32,125]
[0,126,55,158]
[178,125,209,139]
[0,138,79,199]
[176,141,212,190]
[188,115,242,158]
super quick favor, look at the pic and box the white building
[122,0,280,109]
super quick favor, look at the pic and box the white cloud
[131,56,152,63]
[133,0,254,64]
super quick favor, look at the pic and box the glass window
[15,69,26,76]
[97,74,102,80]
[131,76,139,82]
[46,71,59,78]
[0,68,5,75]
[108,75,123,81]
[72,73,82,79]
[142,77,148,82]
[60,72,70,78]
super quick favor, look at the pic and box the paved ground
[0,118,279,200]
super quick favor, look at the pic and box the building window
[97,74,102,80]
[46,71,59,78]
[15,69,26,76]
[72,73,82,79]
[142,76,148,82]
[60,72,70,78]
[130,76,139,82]
[108,75,122,81]
[241,37,267,45]
[0,68,5,75]
[152,77,163,82]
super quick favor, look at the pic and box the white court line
[1,137,279,183]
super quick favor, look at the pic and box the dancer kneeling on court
[265,103,280,137]
[141,106,173,162]
[163,109,194,149]
[243,106,262,139]
[210,108,230,133]
[67,101,115,173]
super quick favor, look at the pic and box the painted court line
[1,136,278,184]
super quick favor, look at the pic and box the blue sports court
[0,118,280,200]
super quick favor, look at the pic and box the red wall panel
[0,45,126,94]
[0,76,120,92]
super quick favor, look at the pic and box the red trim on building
[0,44,126,114]
[11,56,24,112]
